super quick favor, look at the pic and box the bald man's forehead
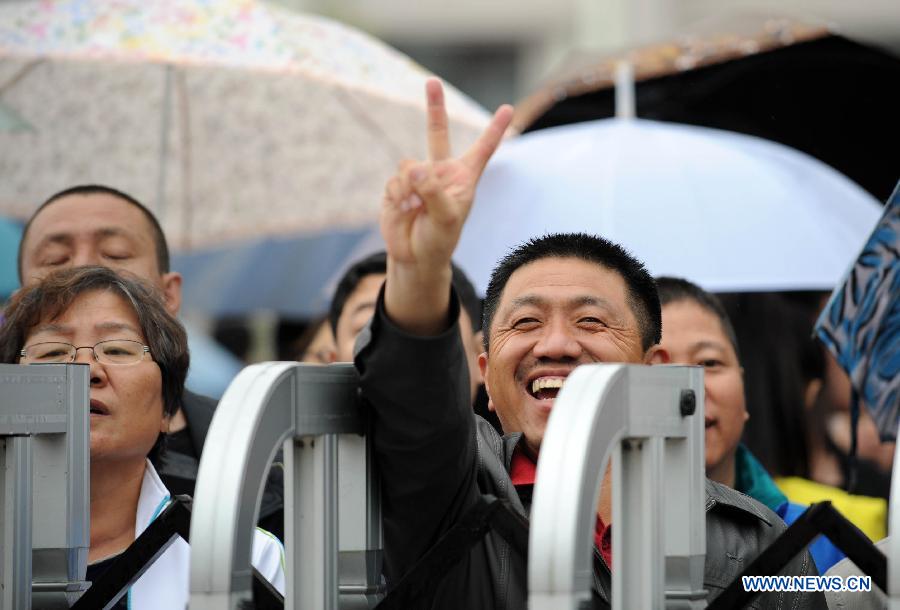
[26,193,156,241]
[20,193,162,283]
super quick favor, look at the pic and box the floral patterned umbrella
[0,0,489,252]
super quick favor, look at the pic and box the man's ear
[160,271,183,315]
[645,345,670,364]
[478,351,495,411]
[471,331,485,384]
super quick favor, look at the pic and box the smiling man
[477,235,662,459]
[356,79,824,608]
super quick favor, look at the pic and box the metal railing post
[528,364,706,609]
[189,363,381,609]
[0,363,90,609]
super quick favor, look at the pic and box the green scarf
[733,444,788,513]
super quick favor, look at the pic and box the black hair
[328,252,388,337]
[328,251,482,335]
[451,263,482,333]
[717,292,826,478]
[18,184,171,281]
[656,276,740,357]
[482,233,661,352]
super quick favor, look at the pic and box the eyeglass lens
[23,340,146,364]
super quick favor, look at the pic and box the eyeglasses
[20,340,151,366]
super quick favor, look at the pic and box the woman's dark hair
[717,291,825,478]
[0,266,189,463]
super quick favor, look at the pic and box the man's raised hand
[381,78,513,270]
[381,78,513,334]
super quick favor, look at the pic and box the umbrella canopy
[815,181,900,441]
[173,226,369,316]
[514,19,900,203]
[443,118,883,295]
[0,0,488,304]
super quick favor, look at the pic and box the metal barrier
[189,361,706,609]
[188,363,382,610]
[529,364,707,610]
[6,358,890,608]
[0,363,90,610]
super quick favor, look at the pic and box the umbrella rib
[156,66,174,231]
[0,59,44,96]
[330,85,404,161]
[176,69,193,251]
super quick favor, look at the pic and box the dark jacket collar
[705,477,773,526]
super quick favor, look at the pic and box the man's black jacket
[356,290,825,609]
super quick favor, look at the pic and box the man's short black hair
[482,233,661,352]
[18,184,171,281]
[328,251,482,336]
[656,276,739,357]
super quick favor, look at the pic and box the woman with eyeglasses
[0,266,284,609]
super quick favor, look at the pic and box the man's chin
[527,394,556,416]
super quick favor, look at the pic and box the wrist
[384,259,453,336]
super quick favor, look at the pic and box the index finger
[462,104,514,176]
[426,78,451,161]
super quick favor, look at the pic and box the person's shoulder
[473,416,523,466]
[179,389,219,455]
[704,479,824,606]
[704,479,789,572]
[706,478,775,527]
[474,415,505,450]
[182,389,218,413]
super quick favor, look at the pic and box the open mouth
[704,417,716,429]
[527,376,566,401]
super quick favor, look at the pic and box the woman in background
[657,277,846,573]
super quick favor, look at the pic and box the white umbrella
[451,118,884,294]
[0,0,488,251]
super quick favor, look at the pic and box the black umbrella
[516,24,900,201]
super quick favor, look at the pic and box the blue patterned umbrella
[815,180,900,441]
[0,217,22,300]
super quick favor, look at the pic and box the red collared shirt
[510,447,612,567]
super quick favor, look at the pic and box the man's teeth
[531,377,565,394]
